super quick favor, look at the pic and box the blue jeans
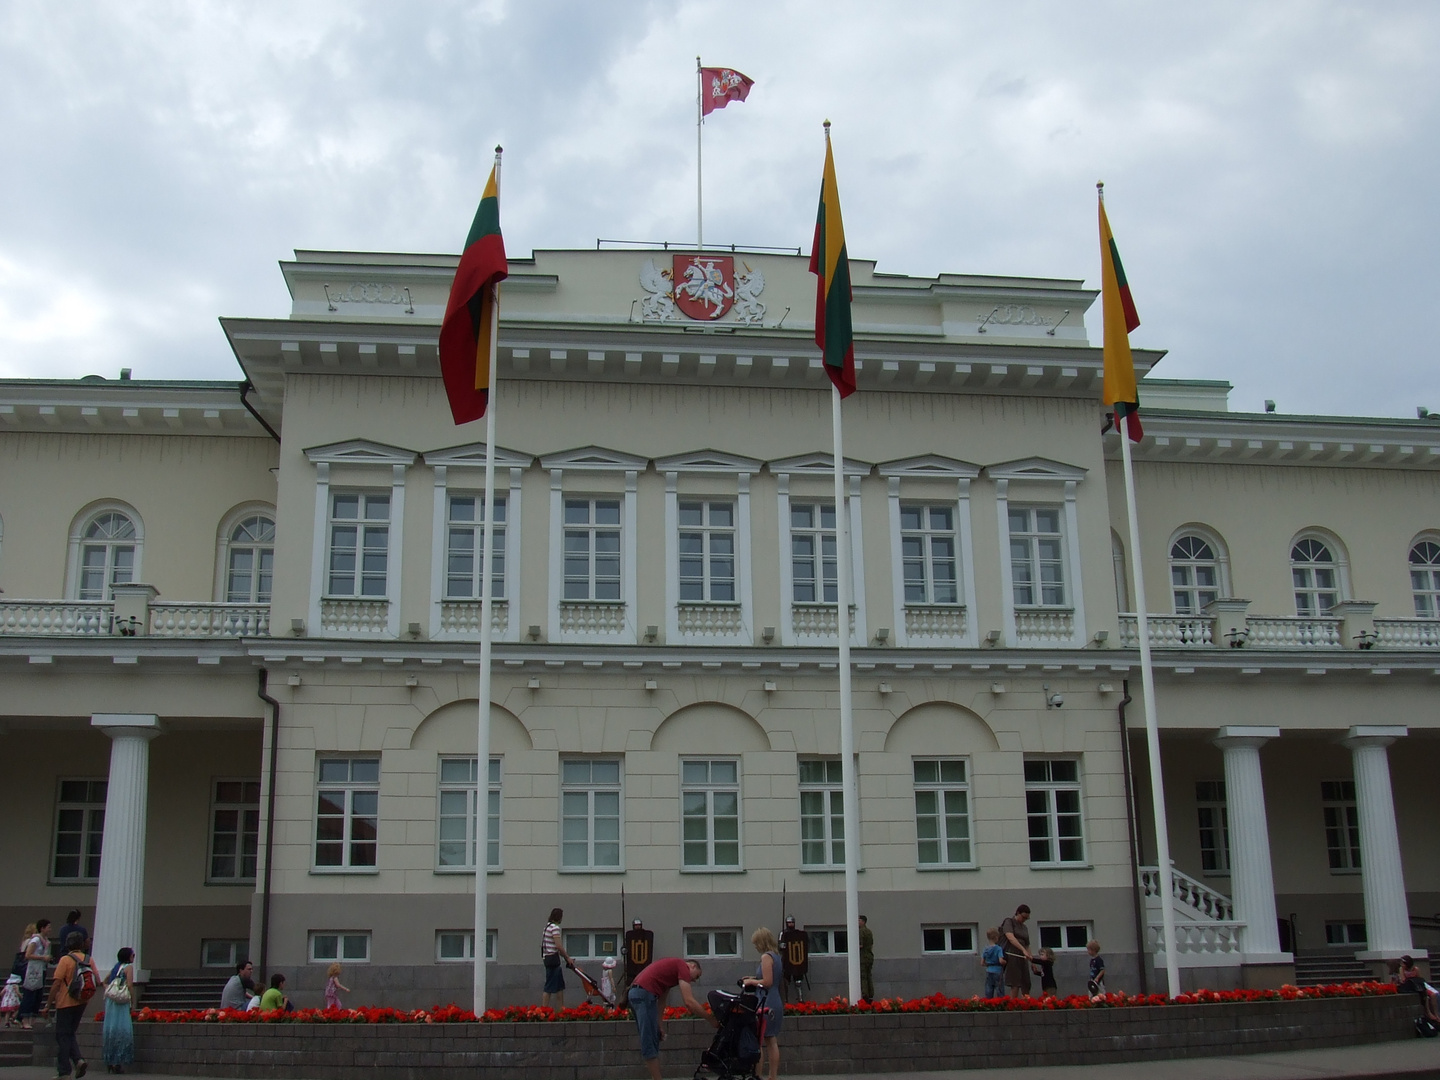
[628,985,661,1059]
[983,971,1004,999]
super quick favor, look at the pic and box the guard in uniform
[778,915,809,1002]
[623,918,654,994]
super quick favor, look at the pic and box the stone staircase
[0,1026,36,1068]
[138,971,230,1012]
[1139,865,1244,966]
[1292,951,1374,987]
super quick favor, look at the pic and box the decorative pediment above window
[538,446,649,472]
[654,450,763,476]
[422,443,534,470]
[878,454,981,480]
[770,452,872,479]
[984,457,1087,484]
[303,440,419,467]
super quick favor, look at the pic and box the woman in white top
[540,908,572,1010]
[17,919,50,1029]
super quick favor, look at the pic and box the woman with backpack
[101,948,135,1074]
[48,931,95,1080]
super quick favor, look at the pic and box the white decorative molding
[320,598,389,636]
[791,603,857,641]
[1374,618,1440,649]
[903,605,968,642]
[439,600,510,637]
[558,602,626,635]
[150,603,270,638]
[1014,609,1075,646]
[1244,616,1342,649]
[302,439,419,468]
[0,601,112,636]
[675,604,745,636]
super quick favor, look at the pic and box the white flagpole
[696,56,704,249]
[473,146,503,1016]
[830,385,862,1004]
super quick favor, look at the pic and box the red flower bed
[96,981,1394,1025]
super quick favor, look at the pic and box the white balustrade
[149,604,270,637]
[320,598,390,635]
[904,604,968,642]
[1374,618,1440,649]
[790,604,857,639]
[1013,609,1074,645]
[1139,865,1235,922]
[0,601,113,636]
[1242,616,1342,648]
[1118,614,1214,648]
[558,602,626,635]
[1146,921,1244,956]
[676,604,745,636]
[439,600,509,636]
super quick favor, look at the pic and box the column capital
[1214,725,1280,750]
[1342,724,1406,750]
[91,713,162,740]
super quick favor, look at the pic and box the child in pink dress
[0,975,20,1026]
[324,963,351,1010]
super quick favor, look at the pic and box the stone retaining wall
[55,995,1416,1079]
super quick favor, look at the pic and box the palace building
[0,245,1436,1006]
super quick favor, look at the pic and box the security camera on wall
[1043,684,1064,709]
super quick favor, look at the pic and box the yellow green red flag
[1099,188,1142,441]
[809,130,855,398]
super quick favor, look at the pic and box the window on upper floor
[563,499,621,601]
[678,501,736,603]
[1291,537,1340,616]
[900,505,960,605]
[1321,779,1360,872]
[1170,534,1221,615]
[208,779,260,883]
[913,759,972,868]
[1008,507,1066,607]
[78,512,137,600]
[560,758,622,870]
[1409,539,1440,617]
[314,757,379,870]
[791,503,837,603]
[225,517,275,603]
[446,495,506,600]
[1024,759,1085,866]
[436,756,501,871]
[798,758,845,868]
[52,779,106,882]
[1195,780,1230,874]
[327,493,389,598]
[681,758,740,870]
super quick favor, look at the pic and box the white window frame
[304,441,417,639]
[1024,758,1086,867]
[681,758,742,871]
[207,778,261,884]
[563,929,622,960]
[921,925,978,954]
[214,503,276,604]
[436,756,501,873]
[798,758,846,870]
[1321,779,1361,872]
[559,757,624,872]
[308,931,371,963]
[324,490,391,598]
[313,756,380,873]
[1409,536,1440,618]
[805,926,848,955]
[540,448,645,644]
[913,758,973,869]
[436,930,497,962]
[1037,922,1093,952]
[658,452,761,646]
[423,444,529,642]
[684,928,742,959]
[1324,921,1367,946]
[562,497,623,600]
[988,459,1087,647]
[1007,506,1068,607]
[66,502,143,601]
[52,777,107,883]
[201,940,249,968]
[1195,779,1230,875]
[774,455,868,646]
[1290,530,1349,617]
[1169,527,1228,615]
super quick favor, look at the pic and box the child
[1087,940,1106,998]
[1034,947,1057,998]
[599,956,618,1007]
[324,963,351,1010]
[980,928,1005,999]
[0,974,20,1026]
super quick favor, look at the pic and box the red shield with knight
[637,253,766,325]
[672,254,734,320]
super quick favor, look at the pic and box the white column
[91,713,161,974]
[1213,726,1283,958]
[1342,725,1415,959]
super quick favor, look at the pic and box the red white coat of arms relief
[637,254,766,325]
[672,254,735,320]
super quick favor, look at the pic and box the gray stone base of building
[1240,961,1298,989]
[55,993,1415,1078]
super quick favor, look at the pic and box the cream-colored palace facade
[2,247,1437,1006]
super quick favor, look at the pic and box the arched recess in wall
[1111,529,1129,613]
[882,701,1001,756]
[408,699,533,754]
[650,702,772,753]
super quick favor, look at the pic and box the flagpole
[1100,182,1180,998]
[473,146,503,1017]
[696,56,703,249]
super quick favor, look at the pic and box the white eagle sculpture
[639,259,679,321]
[732,263,766,325]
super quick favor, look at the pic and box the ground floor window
[564,929,620,960]
[309,932,371,963]
[1324,921,1366,946]
[805,927,848,954]
[53,779,107,882]
[921,926,976,954]
[201,940,249,968]
[1037,923,1092,951]
[684,928,740,958]
[436,930,497,961]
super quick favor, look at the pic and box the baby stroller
[695,982,765,1080]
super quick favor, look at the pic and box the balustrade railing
[1374,617,1440,649]
[1117,614,1214,648]
[150,603,270,637]
[675,603,745,636]
[439,600,509,636]
[320,598,389,635]
[1013,609,1074,645]
[1242,615,1342,648]
[904,604,968,642]
[1139,865,1235,922]
[790,604,857,639]
[558,602,626,635]
[1146,921,1244,956]
[0,601,113,636]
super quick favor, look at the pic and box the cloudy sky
[1,1,1437,419]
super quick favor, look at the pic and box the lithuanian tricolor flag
[440,164,508,425]
[809,133,855,398]
[1099,189,1142,441]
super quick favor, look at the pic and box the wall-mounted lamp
[287,674,302,687]
[990,682,1006,695]
[1354,629,1379,650]
[644,678,658,691]
[763,679,777,693]
[644,625,659,643]
[878,681,892,695]
[405,674,419,688]
[1224,626,1249,648]
[874,627,890,645]
[527,624,542,641]
[761,626,775,644]
[407,621,423,639]
[527,676,541,690]
[290,618,307,637]
[984,629,1002,645]
[1097,683,1115,694]
[1092,629,1109,645]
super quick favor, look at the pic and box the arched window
[1170,534,1221,614]
[225,516,275,603]
[1291,536,1340,616]
[1111,531,1129,613]
[1410,539,1440,618]
[77,511,137,600]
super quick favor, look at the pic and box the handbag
[23,961,44,992]
[104,970,130,1005]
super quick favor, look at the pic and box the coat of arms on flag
[700,67,753,115]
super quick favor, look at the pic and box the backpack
[66,955,98,1003]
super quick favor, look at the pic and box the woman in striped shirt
[540,908,572,1009]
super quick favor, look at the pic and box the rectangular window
[1037,923,1093,951]
[921,926,977,954]
[913,759,971,867]
[561,758,622,869]
[791,503,837,603]
[1025,759,1085,865]
[436,757,501,870]
[315,757,380,869]
[209,779,261,882]
[445,495,506,600]
[52,779,107,881]
[681,759,741,869]
[1324,921,1366,946]
[805,927,849,955]
[798,759,845,867]
[1195,780,1230,874]
[678,501,736,603]
[309,932,370,963]
[684,928,741,959]
[436,930,497,962]
[201,940,248,968]
[1321,780,1361,871]
[563,930,621,960]
[900,505,960,605]
[327,492,390,597]
[563,499,622,601]
[1008,506,1066,607]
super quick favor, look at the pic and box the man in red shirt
[627,956,716,1080]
